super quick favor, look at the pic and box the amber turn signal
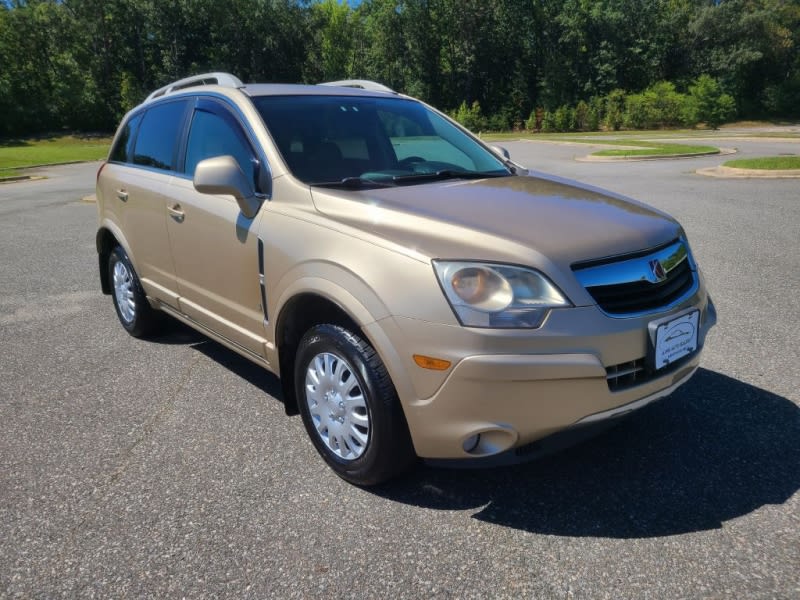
[413,354,452,371]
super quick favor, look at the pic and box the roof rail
[319,79,396,94]
[145,72,244,103]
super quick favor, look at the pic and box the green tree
[305,0,355,81]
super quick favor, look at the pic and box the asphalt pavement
[1,140,798,598]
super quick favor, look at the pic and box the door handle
[116,189,128,201]
[167,204,185,223]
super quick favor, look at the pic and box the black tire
[295,324,416,486]
[108,246,158,338]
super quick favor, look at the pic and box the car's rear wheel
[295,324,416,486]
[108,246,158,338]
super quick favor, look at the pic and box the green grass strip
[0,135,111,170]
[482,133,720,156]
[723,156,800,170]
[591,141,719,157]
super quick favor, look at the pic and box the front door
[166,100,268,358]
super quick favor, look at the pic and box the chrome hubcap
[304,352,370,460]
[112,260,136,324]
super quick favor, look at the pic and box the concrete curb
[696,165,800,178]
[0,175,33,183]
[9,159,102,170]
[0,159,103,184]
[578,148,736,163]
[0,175,46,184]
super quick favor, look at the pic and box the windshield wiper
[310,176,396,189]
[391,170,510,184]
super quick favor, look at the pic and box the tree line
[1,0,798,137]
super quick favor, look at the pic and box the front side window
[252,95,509,187]
[184,109,256,186]
[133,100,189,171]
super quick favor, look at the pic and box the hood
[310,172,681,272]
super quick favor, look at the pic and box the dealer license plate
[650,310,700,370]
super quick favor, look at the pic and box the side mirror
[193,155,261,219]
[490,145,511,160]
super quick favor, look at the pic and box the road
[1,140,798,598]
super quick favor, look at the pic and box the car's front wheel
[295,324,416,486]
[108,246,158,338]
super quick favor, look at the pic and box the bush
[623,82,687,129]
[541,110,557,132]
[688,75,736,129]
[525,109,537,131]
[604,89,626,131]
[623,93,652,129]
[586,107,600,131]
[554,105,574,132]
[452,100,487,132]
[648,81,685,128]
[487,111,511,132]
[574,100,589,131]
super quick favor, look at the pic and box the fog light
[462,434,481,453]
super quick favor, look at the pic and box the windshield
[252,95,510,187]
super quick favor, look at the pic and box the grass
[481,132,720,158]
[723,156,800,170]
[590,141,719,157]
[0,135,111,174]
[483,126,800,143]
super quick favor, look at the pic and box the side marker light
[413,354,451,371]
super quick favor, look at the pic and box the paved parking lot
[1,138,798,598]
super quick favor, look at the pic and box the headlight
[433,261,571,328]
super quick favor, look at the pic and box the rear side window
[109,113,142,164]
[133,100,189,171]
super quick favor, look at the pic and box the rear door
[165,98,269,358]
[99,99,191,307]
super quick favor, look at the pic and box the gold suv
[96,73,716,485]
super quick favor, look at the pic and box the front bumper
[365,291,716,460]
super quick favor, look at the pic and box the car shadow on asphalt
[145,322,799,539]
[375,368,800,539]
[148,318,287,400]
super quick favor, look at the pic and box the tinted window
[184,109,256,185]
[109,112,142,163]
[133,100,188,171]
[253,95,507,186]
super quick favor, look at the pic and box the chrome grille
[573,239,697,316]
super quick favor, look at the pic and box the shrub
[604,89,626,131]
[623,93,652,129]
[487,111,511,132]
[452,100,487,132]
[541,110,557,132]
[648,81,685,128]
[688,75,736,129]
[554,105,573,132]
[623,82,687,129]
[574,100,589,131]
[525,109,537,131]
